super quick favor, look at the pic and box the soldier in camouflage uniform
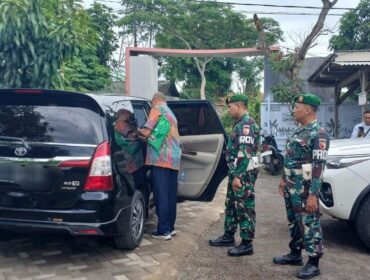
[209,94,260,257]
[273,93,330,279]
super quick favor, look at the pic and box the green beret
[225,94,248,106]
[294,93,321,106]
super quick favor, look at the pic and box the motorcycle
[261,133,284,175]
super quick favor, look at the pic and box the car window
[133,106,148,127]
[100,99,133,119]
[0,94,104,145]
[103,100,142,130]
[0,105,103,144]
[168,102,225,136]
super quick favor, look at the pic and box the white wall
[130,56,158,99]
[261,101,362,152]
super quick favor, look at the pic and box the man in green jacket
[209,94,260,257]
[273,93,330,279]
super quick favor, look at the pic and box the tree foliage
[0,0,81,88]
[63,46,112,92]
[233,57,264,96]
[254,0,338,104]
[0,0,118,92]
[329,0,370,51]
[87,2,118,67]
[118,0,159,47]
[155,1,282,99]
[119,0,282,100]
[62,1,118,92]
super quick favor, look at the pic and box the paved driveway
[0,183,227,280]
[178,170,370,280]
[1,170,368,280]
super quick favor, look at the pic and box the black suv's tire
[268,161,278,175]
[355,195,370,249]
[277,154,284,172]
[114,190,146,250]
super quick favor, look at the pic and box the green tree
[87,2,118,67]
[63,46,112,92]
[0,0,81,88]
[118,1,281,100]
[233,57,264,95]
[161,57,234,101]
[118,0,159,47]
[155,1,262,99]
[62,1,118,92]
[255,0,338,104]
[329,0,370,51]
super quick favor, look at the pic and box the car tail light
[84,141,113,191]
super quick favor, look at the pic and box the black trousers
[152,166,178,234]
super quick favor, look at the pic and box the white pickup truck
[320,138,370,248]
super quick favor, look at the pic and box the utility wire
[239,11,344,16]
[94,0,121,3]
[190,0,356,11]
[95,0,348,16]
[110,8,345,17]
[95,0,356,10]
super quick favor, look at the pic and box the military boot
[209,232,235,247]
[227,239,253,257]
[273,249,303,266]
[296,257,320,279]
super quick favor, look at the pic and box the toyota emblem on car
[15,146,28,157]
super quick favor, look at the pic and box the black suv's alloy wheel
[131,196,145,240]
[114,190,146,250]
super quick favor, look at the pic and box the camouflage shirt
[226,113,260,179]
[284,120,330,195]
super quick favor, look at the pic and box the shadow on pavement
[321,217,370,254]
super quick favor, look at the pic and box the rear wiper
[0,136,31,150]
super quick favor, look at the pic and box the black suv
[0,89,228,250]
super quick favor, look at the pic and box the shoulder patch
[242,125,250,136]
[319,138,327,150]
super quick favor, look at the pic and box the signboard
[358,92,367,106]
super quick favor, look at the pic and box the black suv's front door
[168,100,228,202]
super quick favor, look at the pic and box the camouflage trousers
[224,170,258,241]
[283,175,324,258]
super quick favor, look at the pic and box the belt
[284,168,303,177]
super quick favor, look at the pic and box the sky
[83,0,361,57]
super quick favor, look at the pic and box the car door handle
[182,150,197,156]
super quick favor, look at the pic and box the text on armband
[239,136,255,144]
[313,149,327,160]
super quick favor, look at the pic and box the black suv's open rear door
[167,100,228,202]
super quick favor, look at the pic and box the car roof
[0,89,149,102]
[86,93,149,102]
[86,94,149,114]
[0,89,150,116]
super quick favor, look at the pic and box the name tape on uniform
[239,136,255,145]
